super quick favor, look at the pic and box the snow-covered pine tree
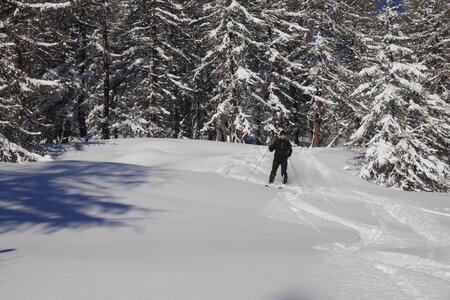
[72,0,126,141]
[0,1,65,161]
[194,0,266,143]
[68,2,91,141]
[100,0,114,140]
[162,1,195,139]
[30,1,130,144]
[349,0,449,192]
[298,0,363,147]
[187,0,217,140]
[260,0,309,143]
[114,0,188,138]
[0,133,45,162]
[99,1,139,140]
[421,2,449,100]
[404,0,450,163]
[321,0,379,146]
[24,1,88,144]
[48,0,99,143]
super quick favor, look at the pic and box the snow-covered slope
[1,138,449,299]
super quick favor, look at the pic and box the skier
[268,130,292,184]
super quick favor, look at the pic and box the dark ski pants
[269,155,288,183]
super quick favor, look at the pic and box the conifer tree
[296,0,362,147]
[350,0,449,191]
[260,0,309,143]
[115,0,189,138]
[194,0,266,142]
[405,0,450,162]
[163,1,194,139]
[29,2,86,144]
[0,1,64,161]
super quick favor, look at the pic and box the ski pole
[289,157,303,191]
[246,148,269,181]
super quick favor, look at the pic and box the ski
[265,184,284,189]
[264,183,304,195]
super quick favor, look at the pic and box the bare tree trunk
[101,4,110,140]
[312,100,322,147]
[78,19,88,138]
[62,122,71,143]
[216,118,227,142]
[229,33,238,143]
[268,26,278,137]
[146,3,158,137]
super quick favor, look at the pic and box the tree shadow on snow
[33,141,107,159]
[0,161,168,233]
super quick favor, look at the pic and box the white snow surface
[1,138,449,300]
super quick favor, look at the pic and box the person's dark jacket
[269,138,292,158]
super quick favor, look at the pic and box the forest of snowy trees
[0,0,448,191]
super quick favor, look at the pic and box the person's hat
[279,130,287,136]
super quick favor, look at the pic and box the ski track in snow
[207,145,450,299]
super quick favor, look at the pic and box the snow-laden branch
[18,35,59,47]
[9,0,71,9]
[227,0,264,25]
[25,77,60,87]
